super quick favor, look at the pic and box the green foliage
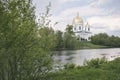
[74,41,107,49]
[0,0,54,80]
[47,68,110,80]
[91,33,120,47]
[101,58,120,72]
[66,25,74,35]
[47,57,120,80]
[63,24,81,49]
[63,32,77,49]
[84,57,108,68]
[64,63,76,69]
[55,24,80,50]
[55,30,64,50]
[38,27,56,51]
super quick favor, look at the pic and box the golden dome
[85,22,90,27]
[72,13,83,25]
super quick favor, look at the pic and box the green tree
[38,27,56,51]
[66,24,74,35]
[109,35,120,47]
[91,33,120,47]
[55,30,63,50]
[63,32,74,49]
[38,2,56,51]
[0,0,53,80]
[63,28,77,49]
[91,33,109,45]
[62,24,81,49]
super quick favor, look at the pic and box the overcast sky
[33,0,120,36]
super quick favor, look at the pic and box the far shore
[55,46,119,51]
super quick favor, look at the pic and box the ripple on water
[66,56,74,60]
[100,53,108,56]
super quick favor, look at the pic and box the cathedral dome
[85,22,90,28]
[72,13,83,25]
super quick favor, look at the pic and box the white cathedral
[72,13,91,41]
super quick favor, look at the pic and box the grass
[75,41,108,49]
[47,57,120,80]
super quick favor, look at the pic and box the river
[54,48,120,66]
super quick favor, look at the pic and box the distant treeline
[54,25,120,50]
[91,33,120,47]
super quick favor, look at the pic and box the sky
[33,0,120,36]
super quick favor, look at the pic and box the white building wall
[73,24,91,41]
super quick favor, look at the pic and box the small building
[72,13,91,41]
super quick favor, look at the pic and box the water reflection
[66,56,74,60]
[54,48,120,65]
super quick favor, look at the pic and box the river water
[54,48,120,66]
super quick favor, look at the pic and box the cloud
[90,0,111,6]
[60,0,76,3]
[57,0,84,4]
[59,5,107,17]
[87,16,120,30]
[97,0,110,4]
[87,15,120,35]
[50,3,108,32]
[33,0,120,36]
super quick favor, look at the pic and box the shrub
[64,63,76,69]
[84,57,107,68]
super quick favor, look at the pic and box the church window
[79,26,81,30]
[88,27,90,31]
[74,27,76,30]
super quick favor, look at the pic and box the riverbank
[74,41,108,49]
[47,57,120,80]
[56,42,109,51]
